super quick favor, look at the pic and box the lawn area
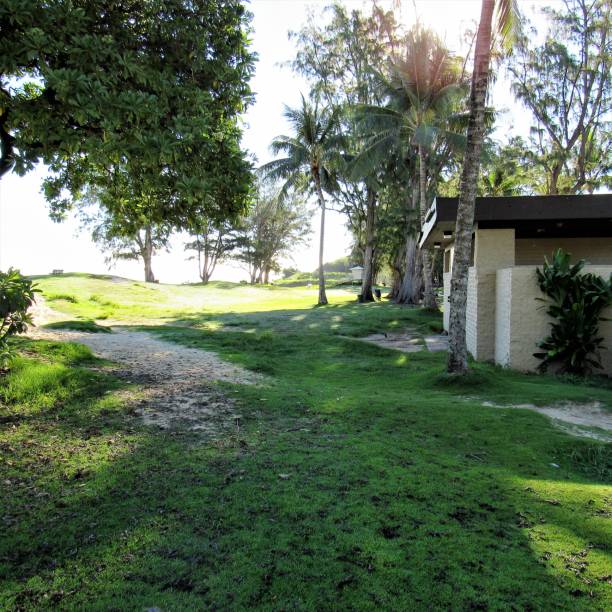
[1,274,611,610]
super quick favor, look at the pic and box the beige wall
[443,226,612,374]
[494,268,512,366]
[516,237,612,266]
[443,272,451,332]
[494,265,612,374]
[464,229,516,361]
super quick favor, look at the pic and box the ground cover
[1,274,610,610]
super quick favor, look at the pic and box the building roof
[419,194,612,248]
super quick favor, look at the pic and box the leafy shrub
[0,269,37,367]
[535,249,612,375]
[46,293,78,303]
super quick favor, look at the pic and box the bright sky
[0,0,559,283]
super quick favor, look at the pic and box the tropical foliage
[0,269,37,367]
[535,249,612,375]
[260,96,341,304]
[1,0,255,230]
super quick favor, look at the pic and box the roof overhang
[419,194,612,249]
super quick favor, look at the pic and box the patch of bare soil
[358,329,448,353]
[27,298,265,435]
[482,400,612,442]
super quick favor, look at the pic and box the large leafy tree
[447,0,519,374]
[0,0,255,229]
[261,97,340,305]
[507,0,611,194]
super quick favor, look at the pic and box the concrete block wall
[494,265,612,374]
[465,229,516,362]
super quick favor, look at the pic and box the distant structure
[420,194,612,374]
[350,265,364,283]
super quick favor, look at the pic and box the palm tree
[447,0,520,374]
[351,27,467,307]
[260,96,340,305]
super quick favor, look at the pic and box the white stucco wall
[443,272,451,332]
[494,268,512,366]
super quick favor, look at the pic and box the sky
[0,0,560,283]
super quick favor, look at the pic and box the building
[350,265,364,283]
[419,194,612,374]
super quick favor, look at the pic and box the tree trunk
[396,233,420,304]
[447,0,495,374]
[314,171,328,305]
[143,225,156,282]
[360,188,377,302]
[396,179,421,305]
[388,251,403,301]
[418,144,437,309]
[263,265,271,284]
[0,90,15,180]
[200,246,210,283]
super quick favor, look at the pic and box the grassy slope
[1,274,611,610]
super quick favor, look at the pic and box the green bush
[0,269,37,367]
[46,292,78,303]
[535,249,612,375]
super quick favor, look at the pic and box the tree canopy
[1,0,256,228]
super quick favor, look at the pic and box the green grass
[44,320,112,333]
[1,274,611,609]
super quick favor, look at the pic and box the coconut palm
[351,26,467,307]
[447,0,520,374]
[260,96,341,305]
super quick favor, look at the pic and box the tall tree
[184,219,240,284]
[388,27,467,308]
[1,0,254,231]
[507,0,611,194]
[261,97,340,305]
[290,2,399,302]
[235,184,311,285]
[351,26,468,306]
[447,0,519,374]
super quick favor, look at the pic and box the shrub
[535,249,612,375]
[0,269,37,367]
[46,292,78,303]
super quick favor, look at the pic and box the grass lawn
[1,274,611,610]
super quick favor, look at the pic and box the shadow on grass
[3,319,612,608]
[166,301,442,338]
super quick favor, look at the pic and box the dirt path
[28,299,265,435]
[481,400,612,442]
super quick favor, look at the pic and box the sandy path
[27,299,265,434]
[481,401,612,442]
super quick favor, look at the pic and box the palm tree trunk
[396,178,421,305]
[143,225,156,283]
[360,188,377,302]
[418,144,437,309]
[314,172,328,306]
[447,0,495,374]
